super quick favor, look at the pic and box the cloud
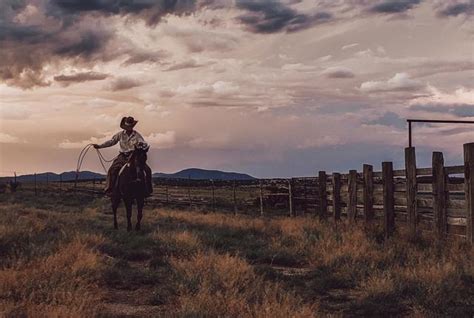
[236,0,332,33]
[176,81,239,96]
[0,133,21,143]
[409,104,474,117]
[0,2,115,89]
[410,86,474,105]
[322,67,355,78]
[411,60,474,78]
[58,137,103,149]
[436,1,474,17]
[365,111,406,129]
[0,105,31,120]
[146,131,176,149]
[54,71,109,85]
[122,50,169,66]
[51,0,199,26]
[368,0,422,14]
[317,55,332,62]
[0,0,209,89]
[108,77,142,91]
[281,63,318,72]
[342,43,359,50]
[163,59,209,72]
[162,25,239,53]
[360,73,424,93]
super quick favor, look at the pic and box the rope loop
[76,144,117,180]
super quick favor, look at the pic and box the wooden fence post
[383,162,395,238]
[348,170,357,222]
[318,171,327,220]
[233,180,237,215]
[405,147,417,237]
[188,177,192,208]
[332,173,341,222]
[211,180,215,212]
[303,178,308,215]
[463,143,474,244]
[288,179,294,217]
[433,152,447,239]
[259,180,264,216]
[363,164,374,222]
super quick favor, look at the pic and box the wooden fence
[4,143,474,243]
[150,144,474,242]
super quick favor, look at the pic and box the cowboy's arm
[133,132,149,148]
[94,133,120,149]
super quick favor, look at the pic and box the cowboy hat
[120,116,138,129]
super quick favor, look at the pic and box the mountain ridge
[0,168,255,182]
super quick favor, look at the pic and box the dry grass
[157,210,474,316]
[0,191,473,317]
[0,205,104,317]
[172,251,316,317]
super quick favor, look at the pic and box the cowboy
[93,116,153,197]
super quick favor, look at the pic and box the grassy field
[0,190,473,317]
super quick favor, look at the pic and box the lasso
[75,144,117,184]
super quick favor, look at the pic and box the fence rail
[3,143,474,243]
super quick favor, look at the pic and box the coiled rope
[75,144,117,184]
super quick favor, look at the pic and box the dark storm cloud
[54,71,109,84]
[0,0,204,89]
[436,2,474,17]
[236,0,332,33]
[368,0,422,14]
[52,0,198,25]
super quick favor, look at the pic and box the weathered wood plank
[383,162,395,238]
[416,167,432,176]
[363,164,374,222]
[393,169,406,177]
[319,171,327,220]
[288,179,294,217]
[464,142,474,243]
[332,173,341,222]
[433,152,447,239]
[405,147,417,237]
[348,170,357,222]
[445,165,464,175]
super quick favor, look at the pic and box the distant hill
[153,168,255,180]
[0,171,105,183]
[0,168,255,183]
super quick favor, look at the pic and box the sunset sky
[0,0,473,177]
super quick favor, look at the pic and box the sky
[0,0,473,178]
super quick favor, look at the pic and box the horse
[111,145,149,231]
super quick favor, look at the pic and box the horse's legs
[111,196,120,229]
[135,198,144,231]
[124,198,133,232]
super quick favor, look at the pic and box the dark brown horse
[111,145,149,231]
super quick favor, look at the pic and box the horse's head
[132,142,149,169]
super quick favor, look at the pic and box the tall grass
[0,192,472,316]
